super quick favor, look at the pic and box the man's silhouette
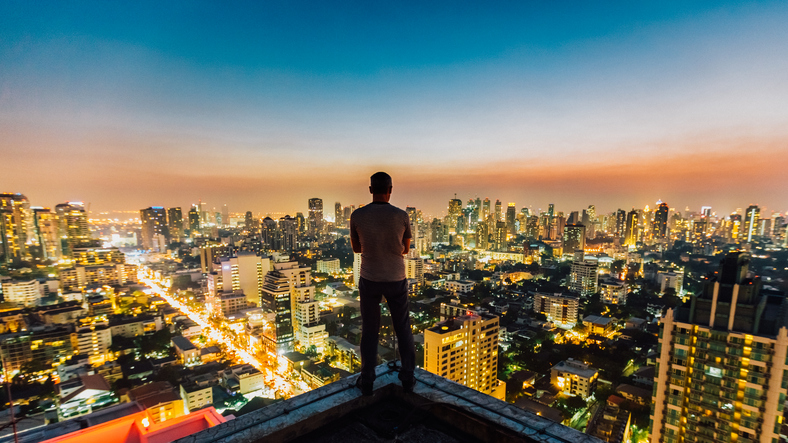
[350,172,416,395]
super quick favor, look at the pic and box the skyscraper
[743,205,760,243]
[569,250,598,296]
[493,221,507,251]
[140,207,169,251]
[624,210,639,246]
[424,313,505,400]
[260,269,295,354]
[334,202,343,228]
[448,198,462,232]
[0,193,32,262]
[482,198,491,221]
[55,202,90,256]
[494,199,502,222]
[563,223,586,253]
[476,221,489,250]
[188,205,200,233]
[32,207,61,261]
[653,201,669,240]
[167,207,183,243]
[307,198,323,238]
[615,209,627,238]
[650,252,788,443]
[505,203,516,236]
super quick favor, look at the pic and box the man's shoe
[402,377,415,394]
[355,377,373,396]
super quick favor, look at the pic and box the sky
[2,1,788,218]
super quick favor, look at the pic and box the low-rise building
[599,277,627,305]
[180,382,213,413]
[127,381,185,424]
[55,374,114,420]
[221,364,265,395]
[582,315,617,337]
[172,335,200,366]
[656,270,683,294]
[533,293,579,329]
[550,358,598,399]
[316,258,341,275]
[445,280,475,294]
[109,315,151,337]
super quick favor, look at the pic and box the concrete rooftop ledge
[174,364,602,443]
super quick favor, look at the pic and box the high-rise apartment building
[494,200,502,222]
[482,198,491,221]
[742,205,760,243]
[0,193,32,262]
[493,221,507,252]
[167,207,183,243]
[505,203,516,236]
[188,205,200,233]
[569,251,599,296]
[279,216,298,251]
[275,261,326,353]
[650,252,788,443]
[653,201,669,240]
[563,223,586,254]
[30,208,61,261]
[447,198,462,232]
[424,313,505,400]
[624,209,640,246]
[207,252,270,308]
[533,293,579,328]
[615,209,627,238]
[260,269,295,354]
[307,198,323,238]
[476,221,489,250]
[55,202,90,256]
[140,207,169,251]
[334,202,343,228]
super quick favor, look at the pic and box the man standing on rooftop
[350,172,416,395]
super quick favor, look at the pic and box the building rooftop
[551,359,598,379]
[173,364,602,443]
[582,315,615,326]
[172,335,197,351]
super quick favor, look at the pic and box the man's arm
[351,237,362,253]
[402,237,411,255]
[350,216,362,253]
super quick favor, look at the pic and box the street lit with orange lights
[137,268,302,399]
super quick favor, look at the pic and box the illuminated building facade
[563,223,586,254]
[207,252,270,307]
[33,207,62,260]
[624,209,639,246]
[167,207,183,242]
[260,269,295,354]
[650,252,788,443]
[140,206,169,251]
[653,201,669,239]
[533,292,579,328]
[599,277,627,305]
[307,197,323,238]
[569,251,599,296]
[188,205,201,233]
[424,312,505,400]
[0,193,32,262]
[742,204,760,243]
[56,202,90,255]
[551,358,598,399]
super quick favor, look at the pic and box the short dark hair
[370,172,392,194]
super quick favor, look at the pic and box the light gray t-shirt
[350,202,412,282]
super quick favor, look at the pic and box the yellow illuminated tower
[0,193,32,262]
[650,252,788,443]
[424,313,505,400]
[55,202,90,256]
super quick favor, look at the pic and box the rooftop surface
[174,364,602,443]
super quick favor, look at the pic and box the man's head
[369,172,392,198]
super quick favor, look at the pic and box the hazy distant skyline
[2,2,787,216]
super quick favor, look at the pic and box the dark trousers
[358,277,416,383]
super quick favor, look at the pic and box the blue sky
[2,1,787,216]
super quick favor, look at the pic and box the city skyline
[3,2,788,216]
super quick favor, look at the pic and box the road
[138,272,299,398]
